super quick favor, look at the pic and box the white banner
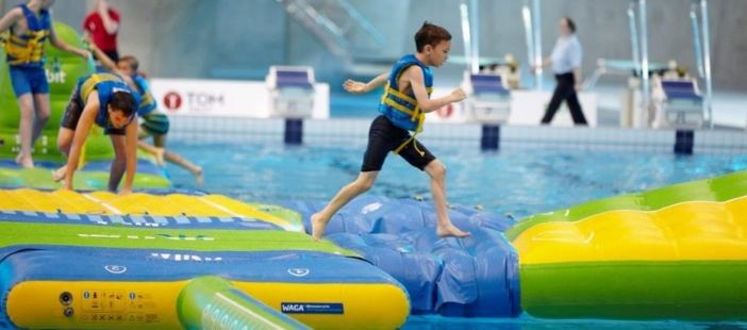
[426,89,598,127]
[150,78,329,119]
[509,90,597,127]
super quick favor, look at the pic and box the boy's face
[425,40,451,67]
[107,107,131,129]
[117,61,135,76]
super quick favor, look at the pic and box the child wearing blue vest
[0,0,90,168]
[88,44,204,185]
[311,22,469,240]
[53,73,138,194]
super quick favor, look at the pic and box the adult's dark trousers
[540,72,587,125]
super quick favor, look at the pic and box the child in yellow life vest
[53,73,138,194]
[0,0,90,168]
[88,43,204,185]
[311,22,469,240]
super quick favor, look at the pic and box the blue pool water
[401,315,744,330]
[165,140,747,329]
[167,140,747,219]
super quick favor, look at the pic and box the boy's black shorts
[361,115,436,172]
[60,84,125,135]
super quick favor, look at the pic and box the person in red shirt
[83,0,119,61]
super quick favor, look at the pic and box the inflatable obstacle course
[1,23,108,162]
[1,23,169,190]
[512,170,747,320]
[0,189,410,329]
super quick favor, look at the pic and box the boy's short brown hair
[415,21,452,52]
[110,91,136,117]
[119,55,139,72]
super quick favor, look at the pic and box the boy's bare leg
[164,150,203,185]
[31,93,51,148]
[138,133,202,185]
[108,135,127,192]
[311,171,378,240]
[16,94,35,168]
[53,128,75,182]
[137,140,165,166]
[425,160,470,238]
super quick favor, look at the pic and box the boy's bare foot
[16,154,34,168]
[193,167,204,187]
[311,212,330,241]
[437,223,471,238]
[21,158,34,168]
[52,165,67,182]
[153,148,165,166]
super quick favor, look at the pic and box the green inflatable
[512,170,747,320]
[507,170,747,240]
[0,22,112,162]
[0,22,169,190]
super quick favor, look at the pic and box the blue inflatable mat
[0,248,396,285]
[282,196,521,317]
[0,209,281,232]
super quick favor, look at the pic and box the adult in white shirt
[536,17,587,125]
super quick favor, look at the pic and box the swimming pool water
[166,140,747,220]
[401,315,744,330]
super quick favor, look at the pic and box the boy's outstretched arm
[48,14,90,58]
[343,72,388,94]
[120,117,138,195]
[63,93,100,190]
[89,42,118,71]
[0,8,22,34]
[404,66,465,112]
[88,43,139,91]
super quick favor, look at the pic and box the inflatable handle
[177,276,310,330]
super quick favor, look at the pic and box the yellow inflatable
[515,195,747,320]
[0,189,411,329]
[514,196,747,264]
[0,188,303,232]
